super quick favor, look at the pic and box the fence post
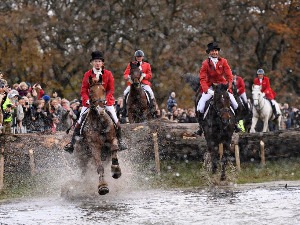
[152,132,160,174]
[0,148,4,190]
[260,140,266,166]
[29,149,35,176]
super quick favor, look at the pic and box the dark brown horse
[74,76,121,195]
[197,83,235,181]
[127,61,153,123]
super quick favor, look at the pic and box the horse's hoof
[111,165,122,179]
[98,186,109,195]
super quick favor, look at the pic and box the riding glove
[207,89,214,95]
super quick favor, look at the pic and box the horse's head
[89,76,106,115]
[130,61,142,88]
[212,83,232,126]
[252,84,264,107]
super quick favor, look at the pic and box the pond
[0,181,299,225]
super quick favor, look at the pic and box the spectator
[30,83,45,100]
[282,103,293,129]
[16,95,25,133]
[167,92,177,113]
[17,82,30,97]
[60,98,77,131]
[187,108,197,123]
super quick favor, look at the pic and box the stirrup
[64,142,74,154]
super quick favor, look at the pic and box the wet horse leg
[91,144,109,195]
[111,142,121,179]
[220,141,231,181]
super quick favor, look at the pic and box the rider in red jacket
[253,68,279,118]
[196,42,239,135]
[121,50,157,120]
[64,51,127,153]
[232,69,250,112]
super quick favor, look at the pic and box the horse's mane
[252,84,261,92]
[130,61,140,69]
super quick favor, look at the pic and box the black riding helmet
[134,50,144,57]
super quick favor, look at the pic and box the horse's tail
[181,73,200,93]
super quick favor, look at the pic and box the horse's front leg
[250,116,258,133]
[91,147,109,195]
[111,147,121,179]
[262,117,269,132]
[220,142,231,181]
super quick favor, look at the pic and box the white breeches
[270,99,276,105]
[123,84,154,99]
[77,105,119,125]
[197,88,238,113]
[239,92,248,104]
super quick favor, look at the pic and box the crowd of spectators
[0,74,299,135]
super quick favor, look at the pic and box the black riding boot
[149,98,157,117]
[271,104,279,119]
[64,123,81,153]
[195,113,204,136]
[116,122,128,151]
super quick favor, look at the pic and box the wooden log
[0,122,300,176]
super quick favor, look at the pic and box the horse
[232,83,253,132]
[197,83,236,181]
[250,85,282,133]
[126,61,153,123]
[74,76,121,195]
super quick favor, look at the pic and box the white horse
[250,85,282,133]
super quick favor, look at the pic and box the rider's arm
[123,63,131,80]
[223,59,233,90]
[81,72,90,107]
[142,63,152,80]
[105,70,115,106]
[199,61,209,93]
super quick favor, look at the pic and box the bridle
[252,90,265,112]
[89,82,106,108]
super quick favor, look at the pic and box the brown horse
[127,61,153,123]
[74,76,121,195]
[197,84,236,181]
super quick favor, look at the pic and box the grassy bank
[1,157,300,200]
[143,157,300,188]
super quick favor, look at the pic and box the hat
[134,50,145,57]
[257,69,265,75]
[90,51,104,62]
[7,89,19,99]
[206,42,221,54]
[42,95,51,102]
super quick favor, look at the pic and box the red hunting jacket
[234,75,246,95]
[253,76,276,100]
[124,61,152,86]
[199,57,233,93]
[81,69,115,107]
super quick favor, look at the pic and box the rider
[232,69,250,112]
[253,68,280,119]
[196,42,239,135]
[64,50,128,153]
[121,50,157,119]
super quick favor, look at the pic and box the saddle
[125,89,151,105]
